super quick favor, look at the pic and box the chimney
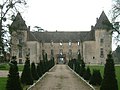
[96,18,98,23]
[91,25,94,30]
[28,26,30,31]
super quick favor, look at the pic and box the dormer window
[68,41,72,46]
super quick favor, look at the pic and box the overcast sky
[22,0,112,31]
[21,0,118,50]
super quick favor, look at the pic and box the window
[100,38,104,46]
[68,41,72,46]
[59,49,63,55]
[51,49,54,57]
[51,40,53,46]
[27,48,30,56]
[19,47,22,58]
[60,41,63,46]
[78,41,80,46]
[19,38,22,44]
[42,49,45,56]
[19,59,23,64]
[42,42,44,47]
[68,49,72,55]
[100,48,104,58]
[78,49,80,54]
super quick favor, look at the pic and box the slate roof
[94,11,112,30]
[10,12,27,30]
[28,11,112,43]
[10,11,111,43]
[27,31,95,43]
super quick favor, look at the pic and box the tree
[21,56,33,85]
[112,0,120,21]
[0,0,27,57]
[100,52,118,90]
[111,0,120,43]
[112,45,120,63]
[6,56,22,90]
[36,62,43,77]
[79,59,86,77]
[89,69,102,86]
[77,51,81,64]
[31,62,39,80]
[83,66,91,80]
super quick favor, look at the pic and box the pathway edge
[27,65,56,90]
[67,65,95,90]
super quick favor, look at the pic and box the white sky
[21,0,118,51]
[22,0,112,31]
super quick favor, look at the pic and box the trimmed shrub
[100,52,118,90]
[6,56,22,90]
[89,69,102,85]
[21,56,33,85]
[31,62,39,80]
[79,59,86,77]
[83,66,91,80]
[37,62,43,77]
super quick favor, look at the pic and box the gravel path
[29,64,93,90]
[0,70,8,77]
[0,70,22,77]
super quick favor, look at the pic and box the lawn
[88,65,120,90]
[0,64,24,90]
[0,63,24,71]
[0,77,30,90]
[0,77,7,90]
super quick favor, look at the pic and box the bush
[6,56,22,90]
[21,56,33,85]
[83,67,91,80]
[31,62,39,80]
[89,69,102,85]
[79,59,86,77]
[100,52,118,90]
[37,62,43,77]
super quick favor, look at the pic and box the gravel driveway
[0,70,22,77]
[29,64,94,90]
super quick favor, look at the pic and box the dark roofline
[27,30,95,43]
[10,12,27,30]
[94,11,112,30]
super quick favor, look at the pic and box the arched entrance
[56,54,66,64]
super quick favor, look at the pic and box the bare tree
[0,0,27,57]
[34,26,44,32]
[112,0,120,21]
[111,0,120,44]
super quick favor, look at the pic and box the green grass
[88,65,120,90]
[0,77,7,90]
[0,77,30,90]
[0,63,24,71]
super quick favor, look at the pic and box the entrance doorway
[56,54,66,64]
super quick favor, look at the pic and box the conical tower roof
[10,12,27,30]
[94,11,112,30]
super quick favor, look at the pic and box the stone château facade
[10,11,112,64]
